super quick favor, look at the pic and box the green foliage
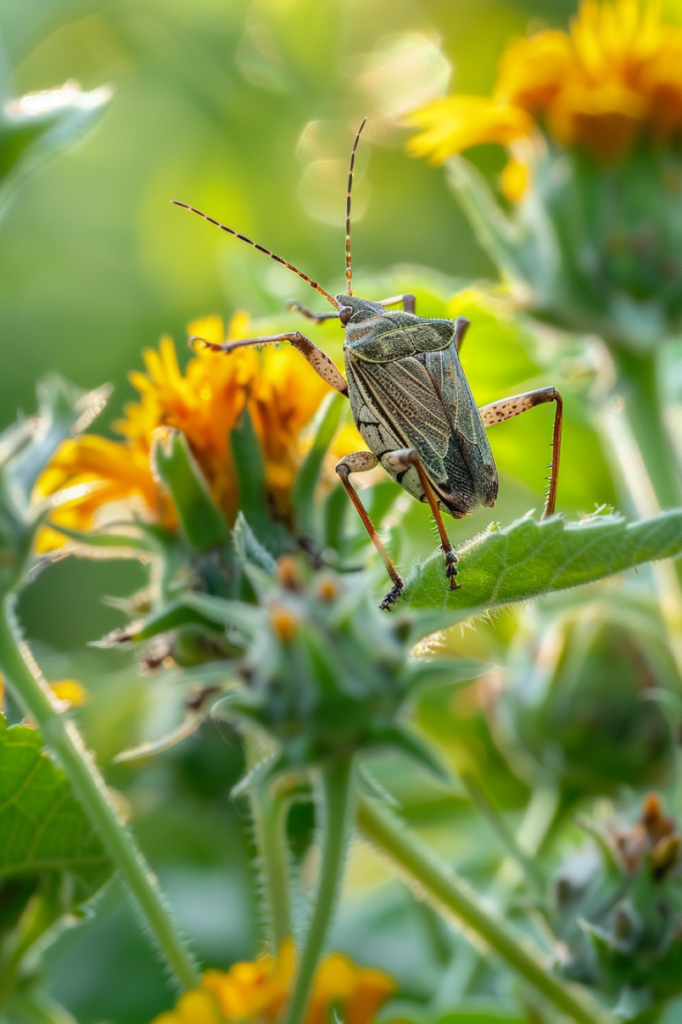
[151,428,229,553]
[449,149,682,351]
[497,590,677,798]
[0,715,111,899]
[0,82,110,214]
[404,511,682,632]
[0,714,112,1016]
[552,796,682,1015]
[230,408,293,557]
[0,375,109,595]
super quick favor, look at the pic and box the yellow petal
[50,680,89,708]
[188,315,225,346]
[175,991,222,1024]
[406,96,535,164]
[227,310,252,341]
[500,157,529,202]
[495,30,575,111]
[346,967,396,1024]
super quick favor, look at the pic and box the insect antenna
[171,200,339,309]
[345,118,367,297]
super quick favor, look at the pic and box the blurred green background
[0,2,617,1022]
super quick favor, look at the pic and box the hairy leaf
[0,716,111,903]
[404,511,682,635]
[230,409,292,556]
[0,82,111,208]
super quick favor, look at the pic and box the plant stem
[604,345,682,668]
[0,595,200,991]
[245,731,292,949]
[608,346,682,511]
[357,795,616,1024]
[255,792,291,948]
[283,757,353,1024]
[454,784,562,1000]
[459,771,545,891]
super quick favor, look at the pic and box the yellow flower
[37,312,362,549]
[49,679,89,708]
[0,674,88,715]
[405,95,534,164]
[407,0,682,182]
[151,940,395,1024]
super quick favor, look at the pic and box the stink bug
[172,120,563,610]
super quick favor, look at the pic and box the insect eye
[338,305,353,326]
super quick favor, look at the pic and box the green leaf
[0,716,111,902]
[46,524,158,553]
[151,429,230,553]
[446,157,529,289]
[292,393,345,538]
[0,376,110,596]
[233,512,276,576]
[402,657,491,694]
[0,82,111,212]
[232,512,277,602]
[97,600,228,645]
[404,511,682,636]
[10,375,111,505]
[366,722,451,783]
[230,407,269,533]
[230,408,292,555]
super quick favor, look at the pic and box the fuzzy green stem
[244,730,292,950]
[251,785,292,949]
[283,757,353,1024]
[460,771,545,891]
[357,795,616,1024]
[609,347,682,511]
[0,595,200,991]
[605,345,682,665]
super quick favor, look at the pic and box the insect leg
[193,331,349,396]
[384,448,460,591]
[479,386,564,517]
[454,317,470,353]
[335,451,404,610]
[286,301,340,324]
[377,293,417,313]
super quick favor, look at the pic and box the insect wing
[346,346,488,514]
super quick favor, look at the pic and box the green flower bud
[212,558,453,781]
[450,148,682,353]
[552,794,682,1015]
[496,591,677,798]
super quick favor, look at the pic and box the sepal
[151,429,230,553]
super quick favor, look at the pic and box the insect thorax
[337,296,456,364]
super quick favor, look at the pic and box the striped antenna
[171,201,340,309]
[345,118,367,296]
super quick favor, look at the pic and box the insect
[172,120,563,610]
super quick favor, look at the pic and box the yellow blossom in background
[49,679,89,708]
[36,312,361,549]
[407,0,682,195]
[0,674,88,713]
[151,940,395,1024]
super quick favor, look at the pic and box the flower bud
[552,794,682,1010]
[450,148,682,352]
[496,591,677,798]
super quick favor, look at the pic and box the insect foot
[380,580,405,612]
[445,550,461,591]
